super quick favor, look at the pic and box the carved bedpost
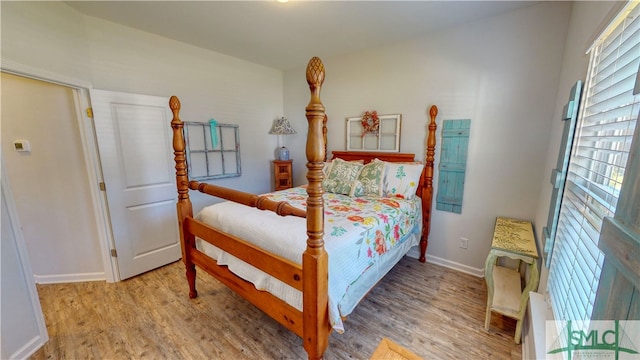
[302,57,330,360]
[420,105,438,263]
[323,114,328,162]
[170,95,198,298]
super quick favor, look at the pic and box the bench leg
[514,319,522,344]
[484,305,491,330]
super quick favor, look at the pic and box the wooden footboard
[170,98,309,340]
[170,57,330,359]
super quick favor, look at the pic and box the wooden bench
[484,217,539,344]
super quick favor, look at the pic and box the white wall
[1,1,285,280]
[2,0,623,279]
[533,1,623,292]
[2,73,104,281]
[80,15,285,211]
[284,2,572,274]
[1,1,92,81]
[2,1,284,214]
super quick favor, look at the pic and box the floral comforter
[196,186,422,333]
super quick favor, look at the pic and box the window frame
[183,121,242,181]
[547,1,639,321]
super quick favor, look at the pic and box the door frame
[1,60,120,282]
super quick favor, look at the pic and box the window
[547,2,639,321]
[183,121,241,180]
[346,113,402,152]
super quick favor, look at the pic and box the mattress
[196,186,422,333]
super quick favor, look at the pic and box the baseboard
[522,291,548,360]
[406,248,484,277]
[8,333,48,360]
[34,272,105,284]
[406,246,421,260]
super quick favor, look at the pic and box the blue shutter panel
[436,119,470,214]
[542,80,582,268]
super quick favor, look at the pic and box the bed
[169,56,438,359]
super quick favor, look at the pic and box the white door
[2,159,48,359]
[91,89,180,280]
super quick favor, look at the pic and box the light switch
[14,140,31,152]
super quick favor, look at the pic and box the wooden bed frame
[169,56,438,359]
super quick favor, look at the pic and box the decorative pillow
[350,180,365,197]
[383,163,424,200]
[322,159,364,177]
[322,161,333,176]
[331,158,365,164]
[323,158,364,195]
[356,159,385,196]
[323,178,359,196]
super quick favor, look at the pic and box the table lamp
[268,116,296,160]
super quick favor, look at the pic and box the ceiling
[66,1,538,71]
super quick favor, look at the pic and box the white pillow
[383,163,424,199]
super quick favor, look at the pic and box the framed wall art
[346,112,401,152]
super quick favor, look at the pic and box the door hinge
[99,182,106,191]
[110,249,117,257]
[86,107,93,118]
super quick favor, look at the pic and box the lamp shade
[268,117,297,135]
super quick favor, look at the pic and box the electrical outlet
[460,237,469,249]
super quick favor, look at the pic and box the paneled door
[91,90,180,280]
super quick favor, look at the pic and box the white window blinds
[548,2,640,321]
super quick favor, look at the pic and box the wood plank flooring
[30,257,521,359]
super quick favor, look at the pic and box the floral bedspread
[264,186,421,263]
[196,186,422,333]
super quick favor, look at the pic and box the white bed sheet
[195,187,422,333]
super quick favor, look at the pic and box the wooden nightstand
[273,160,292,191]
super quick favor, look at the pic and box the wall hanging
[346,112,401,152]
[436,119,470,214]
[183,121,241,180]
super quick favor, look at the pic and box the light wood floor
[31,257,521,359]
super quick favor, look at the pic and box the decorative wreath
[360,110,380,137]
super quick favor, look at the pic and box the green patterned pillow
[323,178,355,195]
[357,159,385,196]
[322,161,333,176]
[350,180,364,197]
[323,158,363,195]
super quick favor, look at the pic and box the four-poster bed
[170,56,438,359]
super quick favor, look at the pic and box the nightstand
[484,217,539,344]
[273,160,292,191]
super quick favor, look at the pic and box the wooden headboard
[331,151,417,164]
[328,105,438,263]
